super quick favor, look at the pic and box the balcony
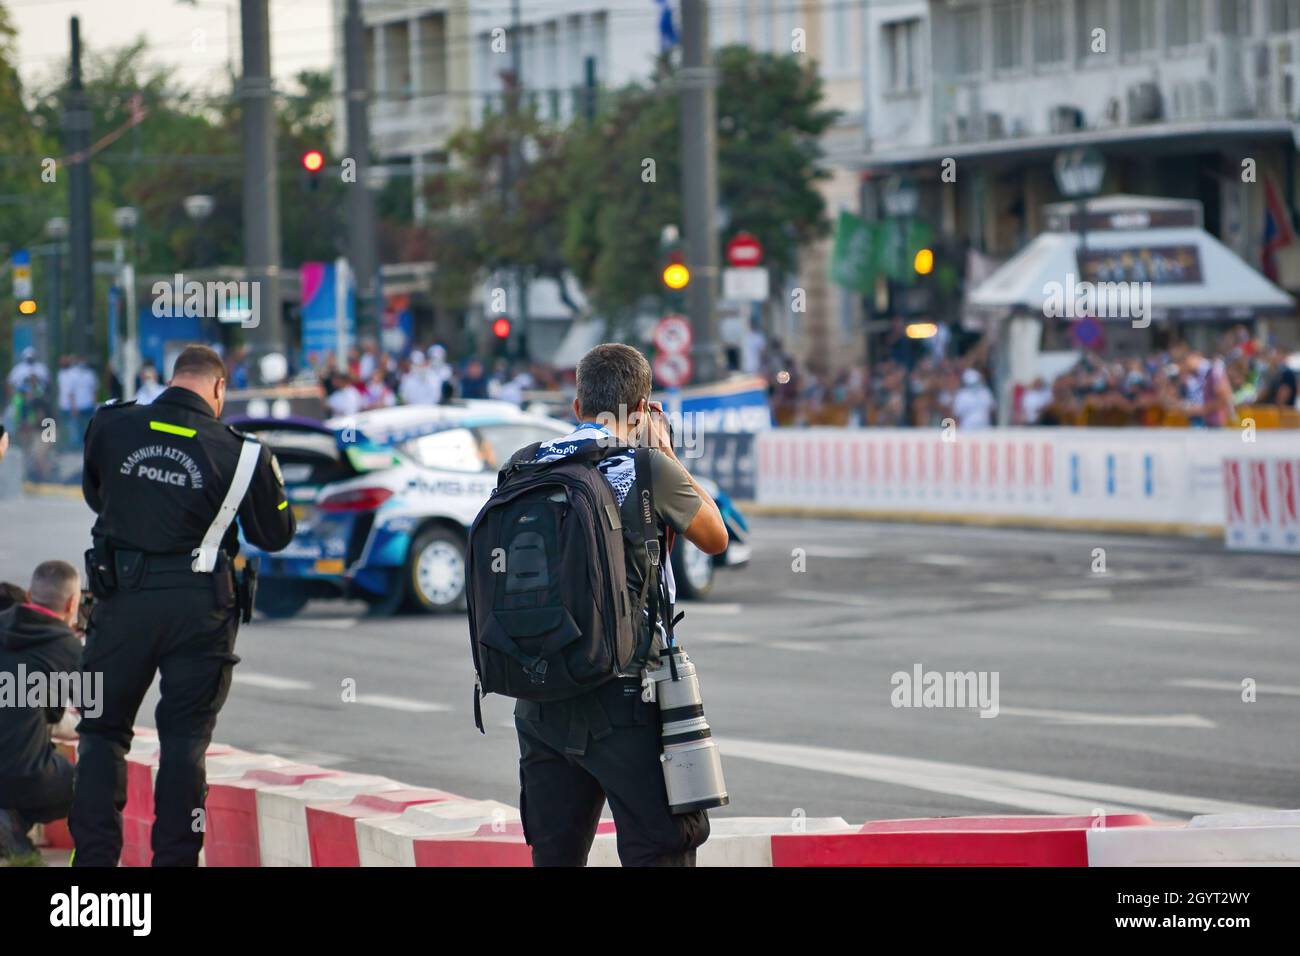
[371,94,455,158]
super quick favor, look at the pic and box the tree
[562,45,839,322]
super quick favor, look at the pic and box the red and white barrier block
[1087,810,1300,866]
[256,773,409,867]
[355,799,520,867]
[771,814,1154,867]
[306,788,461,867]
[586,816,854,867]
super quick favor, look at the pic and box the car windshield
[399,428,485,472]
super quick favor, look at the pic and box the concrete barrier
[772,814,1155,867]
[256,773,407,867]
[1088,811,1300,866]
[306,789,460,867]
[588,816,855,867]
[205,765,341,867]
[355,799,520,867]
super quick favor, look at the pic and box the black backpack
[467,443,661,731]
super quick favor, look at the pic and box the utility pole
[239,0,284,369]
[343,0,380,343]
[678,0,722,383]
[506,0,528,360]
[63,17,93,359]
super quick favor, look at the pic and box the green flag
[829,211,878,293]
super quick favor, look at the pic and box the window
[826,0,853,72]
[474,424,568,472]
[883,18,921,92]
[1168,0,1206,46]
[1120,0,1157,54]
[1033,0,1066,65]
[1269,0,1300,31]
[954,6,982,76]
[1219,0,1252,35]
[993,1,1025,70]
[1076,0,1112,61]
[401,429,486,473]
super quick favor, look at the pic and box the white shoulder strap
[192,437,262,572]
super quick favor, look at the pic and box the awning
[968,197,1294,323]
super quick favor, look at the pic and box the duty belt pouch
[113,551,147,591]
[212,553,237,610]
[84,548,115,598]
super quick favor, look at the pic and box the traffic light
[17,299,37,315]
[302,149,325,191]
[662,260,691,291]
[913,247,934,276]
[492,316,511,339]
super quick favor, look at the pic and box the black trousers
[1,750,75,827]
[70,581,239,867]
[514,677,709,867]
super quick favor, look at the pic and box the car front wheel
[671,540,715,600]
[254,579,309,619]
[404,527,468,613]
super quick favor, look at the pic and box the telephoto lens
[644,644,729,814]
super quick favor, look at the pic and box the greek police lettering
[49,886,151,936]
[119,445,204,489]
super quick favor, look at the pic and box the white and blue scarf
[534,422,635,505]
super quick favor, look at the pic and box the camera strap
[193,437,261,573]
[632,446,663,665]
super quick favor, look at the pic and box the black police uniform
[71,386,294,866]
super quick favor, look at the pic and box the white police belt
[192,437,261,573]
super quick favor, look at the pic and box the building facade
[858,0,1300,348]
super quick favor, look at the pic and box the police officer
[71,344,295,866]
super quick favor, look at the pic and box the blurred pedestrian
[953,368,996,430]
[135,364,166,405]
[325,372,366,417]
[7,347,48,396]
[399,351,441,405]
[460,357,489,399]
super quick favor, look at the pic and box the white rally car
[236,404,749,618]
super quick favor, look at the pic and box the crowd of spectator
[1023,330,1298,428]
[314,339,564,418]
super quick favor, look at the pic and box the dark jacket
[0,604,82,782]
[81,386,296,557]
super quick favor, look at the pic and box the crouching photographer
[468,343,730,866]
[0,561,85,860]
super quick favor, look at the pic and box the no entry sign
[726,232,763,268]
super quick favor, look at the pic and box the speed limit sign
[653,351,692,388]
[653,314,693,355]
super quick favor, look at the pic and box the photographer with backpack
[467,343,729,867]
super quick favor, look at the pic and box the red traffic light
[492,317,511,339]
[302,149,325,173]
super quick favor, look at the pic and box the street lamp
[45,217,68,364]
[184,194,216,272]
[1053,147,1106,252]
[112,206,139,400]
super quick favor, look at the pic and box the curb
[36,732,1300,866]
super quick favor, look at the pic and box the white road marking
[999,706,1216,728]
[688,631,755,644]
[235,672,314,691]
[779,590,880,608]
[1102,617,1254,636]
[1040,588,1113,601]
[719,737,1277,818]
[1209,579,1296,593]
[912,554,979,567]
[976,582,1032,594]
[680,602,743,615]
[767,640,831,653]
[1169,679,1300,698]
[268,617,362,630]
[355,694,452,713]
[800,546,877,559]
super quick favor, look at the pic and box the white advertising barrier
[256,773,405,867]
[1222,455,1300,553]
[586,816,854,867]
[756,427,1300,533]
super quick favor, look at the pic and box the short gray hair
[575,343,652,420]
[29,560,80,611]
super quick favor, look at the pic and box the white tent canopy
[968,194,1294,322]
